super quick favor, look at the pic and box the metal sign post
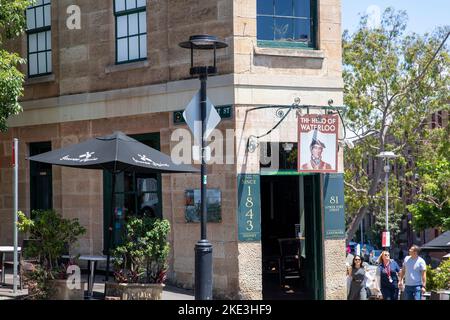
[13,138,19,294]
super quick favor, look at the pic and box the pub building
[0,0,346,299]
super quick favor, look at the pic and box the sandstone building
[1,0,345,299]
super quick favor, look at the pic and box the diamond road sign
[181,90,222,145]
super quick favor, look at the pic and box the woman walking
[347,255,368,300]
[377,251,400,300]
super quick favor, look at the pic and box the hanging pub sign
[298,114,338,173]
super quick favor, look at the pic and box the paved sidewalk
[0,271,194,300]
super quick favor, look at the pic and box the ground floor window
[103,133,162,250]
[29,141,52,216]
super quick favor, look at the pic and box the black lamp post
[179,35,227,300]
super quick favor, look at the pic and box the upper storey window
[114,0,148,64]
[257,0,316,49]
[26,0,52,77]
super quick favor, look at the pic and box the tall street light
[376,151,399,250]
[179,35,228,300]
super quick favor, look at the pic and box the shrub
[17,210,86,299]
[426,259,450,292]
[112,216,170,284]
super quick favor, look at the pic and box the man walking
[399,245,427,300]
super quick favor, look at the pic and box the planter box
[48,279,87,300]
[431,290,450,300]
[105,282,165,300]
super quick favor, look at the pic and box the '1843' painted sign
[237,174,261,242]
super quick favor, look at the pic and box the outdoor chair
[278,238,301,287]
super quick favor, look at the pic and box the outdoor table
[62,254,108,298]
[0,246,22,284]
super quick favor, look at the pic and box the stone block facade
[1,0,345,299]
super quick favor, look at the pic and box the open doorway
[261,174,323,300]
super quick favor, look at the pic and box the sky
[342,0,450,35]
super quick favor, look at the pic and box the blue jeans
[403,285,422,300]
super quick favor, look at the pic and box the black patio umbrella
[28,131,198,281]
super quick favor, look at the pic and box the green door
[303,174,324,300]
[103,133,161,252]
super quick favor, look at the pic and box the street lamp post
[376,151,399,250]
[179,35,227,300]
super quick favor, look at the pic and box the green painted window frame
[103,132,162,252]
[114,0,147,64]
[256,0,318,50]
[26,0,52,77]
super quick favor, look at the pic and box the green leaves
[407,127,450,231]
[343,7,450,240]
[17,209,87,270]
[0,0,31,131]
[112,216,171,284]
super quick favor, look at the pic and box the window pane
[46,51,52,73]
[44,4,51,26]
[117,15,128,38]
[46,30,51,49]
[137,0,146,8]
[139,35,147,58]
[35,6,44,28]
[257,16,274,40]
[129,13,139,35]
[29,34,37,52]
[35,0,43,6]
[29,53,38,76]
[117,38,128,62]
[38,32,46,51]
[129,36,139,60]
[26,9,35,30]
[274,17,293,41]
[38,52,46,73]
[115,0,125,12]
[126,0,136,10]
[257,0,273,15]
[275,0,293,16]
[139,11,146,33]
[43,0,51,4]
[293,18,311,42]
[294,0,310,18]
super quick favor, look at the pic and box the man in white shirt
[398,245,427,300]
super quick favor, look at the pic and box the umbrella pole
[105,172,116,282]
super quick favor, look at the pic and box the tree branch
[344,181,368,194]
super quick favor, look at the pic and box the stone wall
[7,0,234,101]
[233,0,342,78]
[0,109,239,298]
[324,239,347,299]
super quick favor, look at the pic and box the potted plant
[426,259,450,300]
[105,216,170,300]
[17,209,87,300]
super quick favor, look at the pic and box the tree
[407,126,450,231]
[0,0,31,132]
[343,7,450,241]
